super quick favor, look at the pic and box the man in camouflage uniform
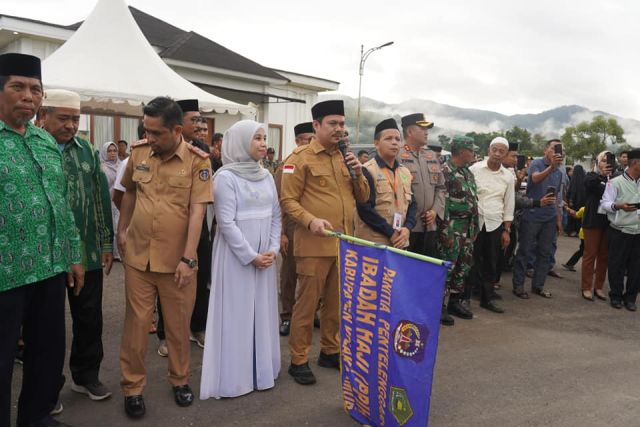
[440,135,479,320]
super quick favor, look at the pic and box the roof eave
[163,58,289,86]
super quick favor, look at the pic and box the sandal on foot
[532,288,552,298]
[512,288,529,299]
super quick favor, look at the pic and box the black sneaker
[124,395,145,419]
[288,362,316,385]
[317,351,340,370]
[72,381,112,401]
[440,305,454,326]
[279,320,290,336]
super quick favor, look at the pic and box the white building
[0,5,338,158]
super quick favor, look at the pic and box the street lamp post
[355,41,394,146]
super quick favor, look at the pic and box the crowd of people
[2,51,640,427]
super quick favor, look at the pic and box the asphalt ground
[10,235,640,426]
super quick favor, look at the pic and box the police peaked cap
[401,113,434,129]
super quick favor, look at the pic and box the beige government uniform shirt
[121,139,213,273]
[280,138,370,257]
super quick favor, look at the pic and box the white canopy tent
[41,0,255,116]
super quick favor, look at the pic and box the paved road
[11,236,640,426]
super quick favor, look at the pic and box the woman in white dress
[200,120,281,399]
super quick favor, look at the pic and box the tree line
[436,116,631,162]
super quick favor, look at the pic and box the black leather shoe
[480,300,505,313]
[440,305,455,326]
[318,351,340,370]
[279,320,290,336]
[624,301,637,312]
[447,300,473,319]
[288,362,316,385]
[173,384,194,407]
[488,291,503,300]
[124,395,145,418]
[611,300,623,309]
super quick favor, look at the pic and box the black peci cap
[311,100,344,120]
[0,53,41,80]
[294,122,314,136]
[508,142,519,151]
[176,99,199,113]
[374,118,399,137]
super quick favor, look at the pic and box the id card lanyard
[382,167,403,229]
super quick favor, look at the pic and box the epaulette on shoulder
[186,143,209,159]
[292,144,309,155]
[131,139,149,149]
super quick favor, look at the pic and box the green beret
[451,135,477,152]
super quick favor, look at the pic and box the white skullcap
[42,89,81,110]
[490,136,509,148]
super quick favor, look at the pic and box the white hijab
[214,120,270,182]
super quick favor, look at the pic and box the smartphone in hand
[554,144,563,155]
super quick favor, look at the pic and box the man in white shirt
[469,137,515,313]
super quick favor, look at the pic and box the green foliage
[615,142,633,155]
[530,134,547,157]
[561,116,626,162]
[464,131,503,154]
[505,126,533,154]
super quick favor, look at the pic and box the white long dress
[200,170,282,399]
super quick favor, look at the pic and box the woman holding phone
[580,151,612,301]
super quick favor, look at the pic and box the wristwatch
[180,256,198,269]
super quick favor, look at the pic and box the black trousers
[191,223,213,333]
[607,227,640,303]
[470,226,502,304]
[408,231,439,258]
[496,225,517,282]
[566,240,584,266]
[67,268,104,385]
[0,274,66,427]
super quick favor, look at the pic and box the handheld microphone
[337,139,356,180]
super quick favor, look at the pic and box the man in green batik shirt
[0,53,84,427]
[440,135,479,322]
[40,89,114,402]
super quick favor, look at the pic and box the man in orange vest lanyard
[355,118,417,248]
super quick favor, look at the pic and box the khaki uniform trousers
[120,264,196,396]
[289,256,340,365]
[279,227,297,321]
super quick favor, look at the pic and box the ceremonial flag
[337,236,448,427]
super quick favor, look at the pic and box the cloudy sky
[3,0,638,119]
